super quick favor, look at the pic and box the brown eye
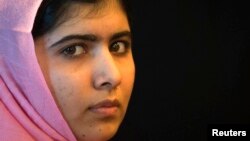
[63,45,87,57]
[110,41,127,54]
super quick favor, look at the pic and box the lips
[89,99,120,115]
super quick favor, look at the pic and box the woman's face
[35,1,135,141]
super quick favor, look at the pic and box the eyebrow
[110,31,131,41]
[50,31,131,48]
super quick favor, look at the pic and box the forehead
[45,0,129,41]
[64,0,127,27]
[67,0,124,17]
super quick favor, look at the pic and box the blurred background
[111,0,250,140]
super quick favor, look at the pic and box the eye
[62,44,87,57]
[110,41,129,54]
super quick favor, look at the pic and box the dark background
[112,0,250,140]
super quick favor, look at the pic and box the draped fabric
[0,0,76,140]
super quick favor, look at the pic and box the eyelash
[110,40,131,55]
[60,43,88,58]
[60,40,131,58]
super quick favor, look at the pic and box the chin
[75,123,120,141]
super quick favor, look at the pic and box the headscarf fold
[0,0,76,140]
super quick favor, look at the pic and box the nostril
[101,82,111,88]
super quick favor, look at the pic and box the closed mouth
[89,99,120,115]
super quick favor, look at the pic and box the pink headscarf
[0,0,77,140]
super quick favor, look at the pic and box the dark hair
[32,0,133,38]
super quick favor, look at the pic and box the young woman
[0,0,135,141]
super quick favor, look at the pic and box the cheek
[50,68,86,94]
[121,57,135,87]
[119,58,135,98]
[48,69,90,117]
[50,72,75,110]
[51,75,74,99]
[48,60,91,97]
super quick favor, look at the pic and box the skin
[34,1,135,141]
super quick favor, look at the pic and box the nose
[92,48,121,91]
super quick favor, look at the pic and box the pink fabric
[0,0,77,140]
